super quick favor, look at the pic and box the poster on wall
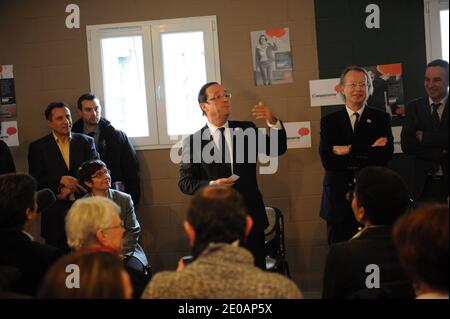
[0,65,17,119]
[284,121,311,149]
[0,120,19,146]
[250,27,293,86]
[365,63,405,126]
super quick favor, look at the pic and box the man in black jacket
[72,93,141,205]
[28,102,99,249]
[319,66,394,245]
[0,173,62,296]
[401,59,448,203]
[178,82,287,269]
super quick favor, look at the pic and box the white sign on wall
[0,120,19,146]
[309,78,344,107]
[284,121,312,149]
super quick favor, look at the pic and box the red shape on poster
[298,127,310,137]
[7,127,17,136]
[7,106,15,113]
[265,28,285,38]
[377,63,402,76]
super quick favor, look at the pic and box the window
[87,16,221,149]
[424,0,449,62]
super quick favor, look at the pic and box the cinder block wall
[0,0,326,297]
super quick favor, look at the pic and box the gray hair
[65,196,120,250]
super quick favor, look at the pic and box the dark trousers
[419,176,449,204]
[327,218,360,245]
[242,226,266,270]
[124,256,151,298]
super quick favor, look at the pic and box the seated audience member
[77,160,150,277]
[38,251,133,298]
[65,196,148,298]
[322,166,414,299]
[0,140,15,175]
[393,204,449,299]
[141,185,302,299]
[0,173,62,297]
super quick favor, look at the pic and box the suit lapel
[439,99,449,130]
[339,109,354,138]
[69,135,79,174]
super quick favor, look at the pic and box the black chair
[264,207,290,277]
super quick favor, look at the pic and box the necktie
[218,127,231,175]
[431,103,441,130]
[353,112,360,131]
[218,127,227,164]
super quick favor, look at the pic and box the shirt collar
[345,105,365,118]
[428,94,448,107]
[21,230,34,241]
[206,121,229,134]
[52,131,72,143]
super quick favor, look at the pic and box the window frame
[86,15,221,150]
[424,0,449,62]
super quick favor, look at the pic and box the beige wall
[0,0,326,297]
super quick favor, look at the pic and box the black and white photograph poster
[251,27,293,86]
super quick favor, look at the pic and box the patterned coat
[141,243,302,299]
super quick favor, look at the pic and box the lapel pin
[367,119,372,123]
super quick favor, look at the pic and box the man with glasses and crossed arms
[319,66,394,245]
[179,82,287,269]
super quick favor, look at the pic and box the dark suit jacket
[0,140,15,175]
[322,226,412,299]
[319,107,394,222]
[179,121,287,231]
[28,133,99,240]
[0,230,63,296]
[401,97,449,200]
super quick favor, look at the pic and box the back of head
[187,185,248,256]
[355,166,410,225]
[65,196,120,250]
[38,251,129,298]
[393,204,449,293]
[0,173,36,231]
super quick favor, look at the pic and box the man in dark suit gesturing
[319,66,394,245]
[28,102,99,249]
[178,82,287,269]
[401,59,448,203]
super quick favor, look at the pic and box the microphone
[36,188,56,214]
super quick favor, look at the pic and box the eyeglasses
[344,82,369,89]
[91,169,110,179]
[207,93,232,102]
[103,220,124,231]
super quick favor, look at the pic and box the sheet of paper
[229,174,240,182]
